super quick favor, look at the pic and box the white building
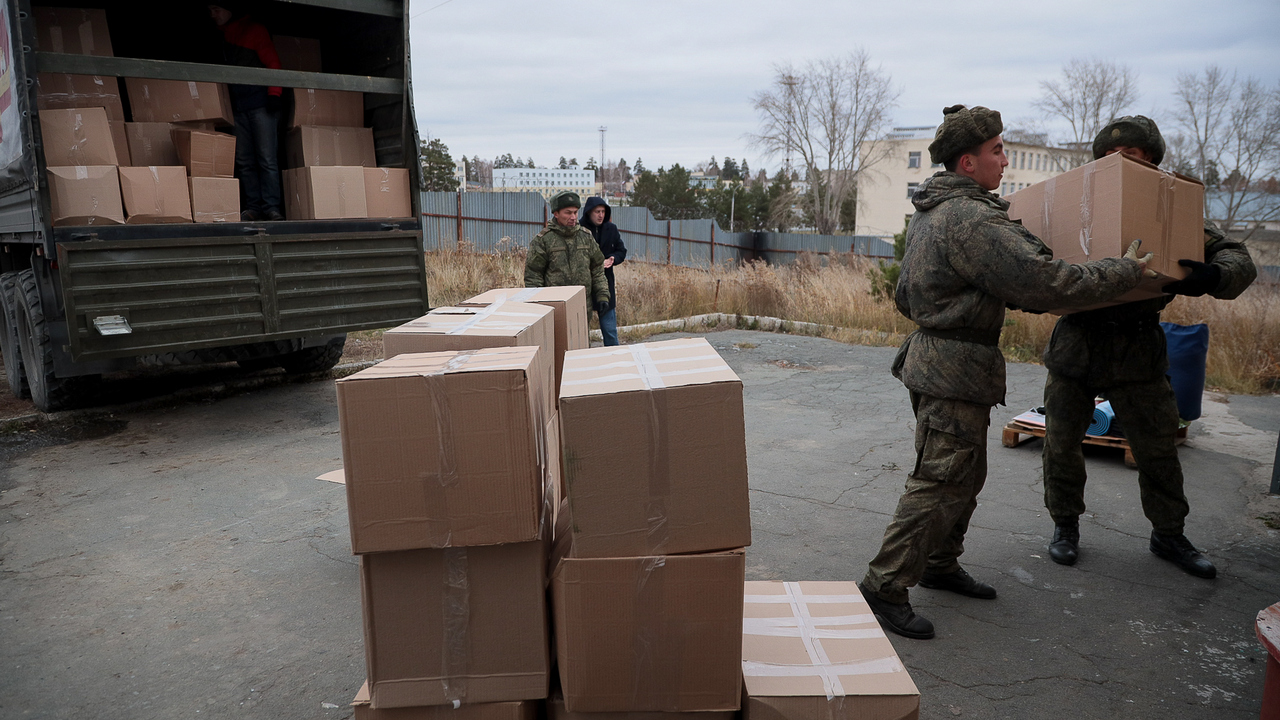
[491,167,596,200]
[855,126,1087,238]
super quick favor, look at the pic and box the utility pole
[598,126,607,195]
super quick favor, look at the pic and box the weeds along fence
[420,191,894,267]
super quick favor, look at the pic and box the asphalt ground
[1,329,1277,719]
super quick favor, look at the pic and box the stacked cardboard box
[38,107,123,226]
[551,337,751,712]
[459,287,589,401]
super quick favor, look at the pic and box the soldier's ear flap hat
[928,104,1004,166]
[1092,115,1165,166]
[549,191,582,213]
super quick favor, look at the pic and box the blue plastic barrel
[1161,322,1209,421]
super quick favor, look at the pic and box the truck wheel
[277,335,347,374]
[0,271,29,399]
[14,269,80,412]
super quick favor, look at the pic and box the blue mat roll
[1087,401,1115,436]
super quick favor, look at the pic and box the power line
[411,0,458,20]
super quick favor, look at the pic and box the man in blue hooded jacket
[580,196,628,346]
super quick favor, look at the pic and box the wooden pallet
[1001,419,1187,468]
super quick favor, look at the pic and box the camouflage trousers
[1042,371,1188,534]
[863,392,990,604]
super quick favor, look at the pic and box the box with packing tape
[352,682,538,720]
[336,347,555,553]
[364,168,413,219]
[171,128,236,178]
[124,122,179,166]
[546,693,736,720]
[557,337,752,558]
[47,166,124,226]
[461,287,588,399]
[36,73,125,121]
[38,106,118,167]
[360,541,550,709]
[741,581,920,720]
[189,177,240,223]
[125,78,234,126]
[33,7,113,56]
[118,166,192,224]
[286,126,376,168]
[283,166,368,219]
[290,87,364,128]
[1006,152,1206,313]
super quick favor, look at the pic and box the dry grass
[367,247,1280,395]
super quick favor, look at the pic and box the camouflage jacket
[892,173,1142,407]
[524,221,610,305]
[1043,219,1257,385]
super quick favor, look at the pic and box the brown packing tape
[1042,175,1055,245]
[149,167,165,215]
[1158,170,1176,264]
[78,16,96,55]
[1079,163,1096,259]
[440,547,471,705]
[188,82,205,119]
[338,176,347,216]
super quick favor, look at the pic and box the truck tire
[277,335,347,374]
[14,269,83,412]
[0,271,29,399]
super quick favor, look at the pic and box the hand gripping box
[551,548,746,712]
[558,338,751,558]
[337,347,554,553]
[353,682,537,720]
[1006,152,1205,313]
[38,106,118,166]
[360,542,550,708]
[118,166,193,224]
[460,287,588,400]
[741,581,920,720]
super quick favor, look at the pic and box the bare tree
[1172,67,1280,237]
[750,50,899,235]
[1034,58,1140,153]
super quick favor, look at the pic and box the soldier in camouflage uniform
[1042,116,1257,579]
[859,105,1152,640]
[524,191,612,317]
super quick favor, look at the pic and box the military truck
[0,0,429,411]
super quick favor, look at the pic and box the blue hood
[581,196,612,226]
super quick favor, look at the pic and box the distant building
[689,172,719,189]
[491,167,596,200]
[855,126,1087,238]
[1207,190,1280,232]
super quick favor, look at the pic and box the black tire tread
[277,336,346,374]
[15,269,80,412]
[0,271,29,399]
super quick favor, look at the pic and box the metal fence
[420,192,894,267]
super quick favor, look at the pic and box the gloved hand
[265,94,283,115]
[1123,239,1157,278]
[595,301,611,316]
[1162,259,1221,297]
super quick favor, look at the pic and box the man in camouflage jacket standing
[524,191,612,318]
[860,105,1153,640]
[1042,117,1257,579]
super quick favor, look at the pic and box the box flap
[560,337,739,398]
[340,346,540,384]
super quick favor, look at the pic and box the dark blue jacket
[580,196,627,309]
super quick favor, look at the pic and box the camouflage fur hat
[549,191,582,213]
[928,105,1004,166]
[1092,115,1165,166]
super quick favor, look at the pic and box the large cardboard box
[286,126,376,168]
[124,122,179,166]
[361,542,550,708]
[34,7,113,56]
[461,286,588,400]
[36,73,125,121]
[547,694,735,720]
[1006,152,1205,312]
[46,166,124,226]
[125,78,234,125]
[275,35,323,73]
[741,581,920,720]
[290,87,364,128]
[353,683,537,720]
[364,168,413,219]
[551,549,746,712]
[171,128,236,178]
[38,107,118,166]
[336,347,553,553]
[282,166,368,219]
[189,177,240,223]
[107,121,129,170]
[557,338,751,558]
[118,166,193,224]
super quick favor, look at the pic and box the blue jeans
[233,106,282,214]
[599,306,618,346]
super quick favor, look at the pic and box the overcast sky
[408,0,1280,173]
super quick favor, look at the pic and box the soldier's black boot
[858,582,935,639]
[1150,531,1217,579]
[919,567,997,599]
[1049,521,1080,566]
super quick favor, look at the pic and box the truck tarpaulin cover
[0,4,28,191]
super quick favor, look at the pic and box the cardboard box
[108,121,129,170]
[461,286,588,400]
[189,177,240,223]
[547,694,735,720]
[34,7,113,56]
[125,78,234,125]
[336,347,553,553]
[551,549,746,712]
[361,542,550,708]
[741,581,920,720]
[282,166,368,219]
[1006,152,1205,312]
[557,338,751,558]
[291,87,364,128]
[36,73,125,121]
[118,166,193,224]
[46,165,124,226]
[170,128,236,178]
[286,125,376,168]
[275,35,323,73]
[353,683,537,720]
[38,107,118,166]
[124,122,179,167]
[364,168,412,218]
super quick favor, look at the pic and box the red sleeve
[248,25,282,97]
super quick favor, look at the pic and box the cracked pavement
[0,329,1277,719]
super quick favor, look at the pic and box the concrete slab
[0,329,1277,719]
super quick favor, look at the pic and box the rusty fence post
[667,220,672,266]
[455,191,464,250]
[710,223,716,266]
